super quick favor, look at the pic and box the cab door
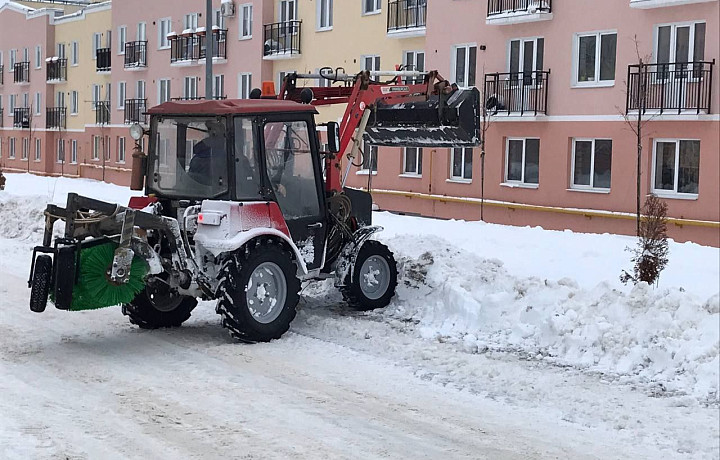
[260,115,327,271]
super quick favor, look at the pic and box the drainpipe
[205,0,214,100]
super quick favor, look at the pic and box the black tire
[341,240,398,311]
[30,255,52,313]
[122,278,197,329]
[216,238,300,343]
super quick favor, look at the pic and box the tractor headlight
[129,123,144,141]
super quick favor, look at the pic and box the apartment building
[0,0,717,245]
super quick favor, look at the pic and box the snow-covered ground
[0,173,718,459]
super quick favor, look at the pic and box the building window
[572,139,612,190]
[137,22,147,41]
[136,80,146,99]
[158,18,172,49]
[9,94,16,113]
[452,44,477,88]
[34,92,41,115]
[105,135,111,161]
[360,140,378,173]
[158,78,171,104]
[34,138,41,161]
[655,22,705,68]
[213,9,226,30]
[239,73,252,98]
[92,33,102,60]
[653,139,700,195]
[92,136,100,160]
[363,0,381,14]
[362,55,381,72]
[278,70,295,89]
[118,137,126,163]
[57,139,65,163]
[317,0,333,30]
[10,49,16,67]
[118,25,127,54]
[184,13,199,30]
[70,41,78,65]
[118,82,126,108]
[403,50,425,84]
[574,31,617,86]
[35,45,41,68]
[92,84,101,110]
[184,76,198,98]
[451,147,473,180]
[9,138,16,159]
[403,147,422,176]
[213,74,225,99]
[505,138,540,184]
[71,139,77,163]
[509,37,544,77]
[22,138,29,160]
[239,4,253,39]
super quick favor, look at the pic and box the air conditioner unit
[221,1,235,17]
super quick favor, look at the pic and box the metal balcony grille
[263,20,301,57]
[484,70,550,116]
[46,58,68,82]
[0,66,4,85]
[487,0,552,16]
[124,99,147,124]
[96,48,111,72]
[199,29,228,60]
[96,101,110,124]
[170,96,227,101]
[46,107,67,129]
[170,35,201,62]
[0,109,3,128]
[13,107,30,128]
[387,0,427,32]
[124,41,148,68]
[13,62,30,83]
[627,61,714,115]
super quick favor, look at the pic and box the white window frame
[653,21,706,74]
[451,43,478,88]
[118,25,127,54]
[158,78,171,104]
[56,43,66,59]
[572,30,617,87]
[403,50,425,84]
[184,76,198,99]
[504,138,540,186]
[570,138,613,191]
[213,74,225,99]
[35,45,41,69]
[71,90,79,115]
[184,13,199,30]
[71,41,79,66]
[92,33,102,60]
[34,138,41,161]
[118,81,126,109]
[71,139,77,164]
[239,72,252,98]
[9,49,16,67]
[239,4,253,39]
[137,22,147,42]
[92,84,102,110]
[158,18,172,49]
[361,55,381,72]
[9,138,16,159]
[92,136,100,160]
[651,138,700,198]
[317,0,333,31]
[136,80,146,100]
[402,147,423,177]
[57,139,66,163]
[450,147,473,182]
[362,0,381,15]
[22,137,29,160]
[118,136,126,163]
[34,92,41,115]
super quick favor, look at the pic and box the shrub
[620,195,669,285]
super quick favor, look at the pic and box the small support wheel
[216,239,300,343]
[30,255,53,313]
[341,240,398,311]
[122,277,197,329]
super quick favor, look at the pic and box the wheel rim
[146,278,183,313]
[359,255,391,301]
[246,262,287,324]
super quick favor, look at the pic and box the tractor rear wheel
[216,239,300,343]
[30,255,52,313]
[341,240,398,311]
[122,277,197,329]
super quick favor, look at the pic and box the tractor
[28,70,480,342]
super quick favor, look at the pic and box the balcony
[627,61,714,115]
[0,66,3,85]
[46,58,67,83]
[199,29,228,62]
[96,101,110,125]
[13,107,30,128]
[96,48,111,73]
[124,99,147,124]
[170,33,201,64]
[46,107,66,129]
[387,0,426,38]
[484,70,550,116]
[630,0,716,8]
[263,20,302,59]
[486,0,553,25]
[124,41,147,69]
[170,96,228,101]
[13,62,30,84]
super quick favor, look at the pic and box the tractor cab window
[151,117,229,198]
[234,117,261,199]
[263,120,320,219]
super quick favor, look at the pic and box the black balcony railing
[124,99,147,124]
[170,95,228,101]
[484,70,550,116]
[46,107,66,129]
[487,0,552,16]
[46,58,68,82]
[170,34,201,62]
[96,100,110,124]
[0,66,4,85]
[627,61,714,115]
[263,20,302,57]
[199,29,228,60]
[387,0,427,32]
[124,41,148,68]
[13,62,30,83]
[13,107,30,128]
[96,48,111,72]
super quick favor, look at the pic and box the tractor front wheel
[122,277,197,329]
[216,239,300,343]
[341,240,398,311]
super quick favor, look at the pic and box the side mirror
[327,121,340,154]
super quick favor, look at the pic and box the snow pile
[0,195,49,241]
[380,234,719,401]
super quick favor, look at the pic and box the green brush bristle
[70,243,148,311]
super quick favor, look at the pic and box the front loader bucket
[364,87,481,148]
